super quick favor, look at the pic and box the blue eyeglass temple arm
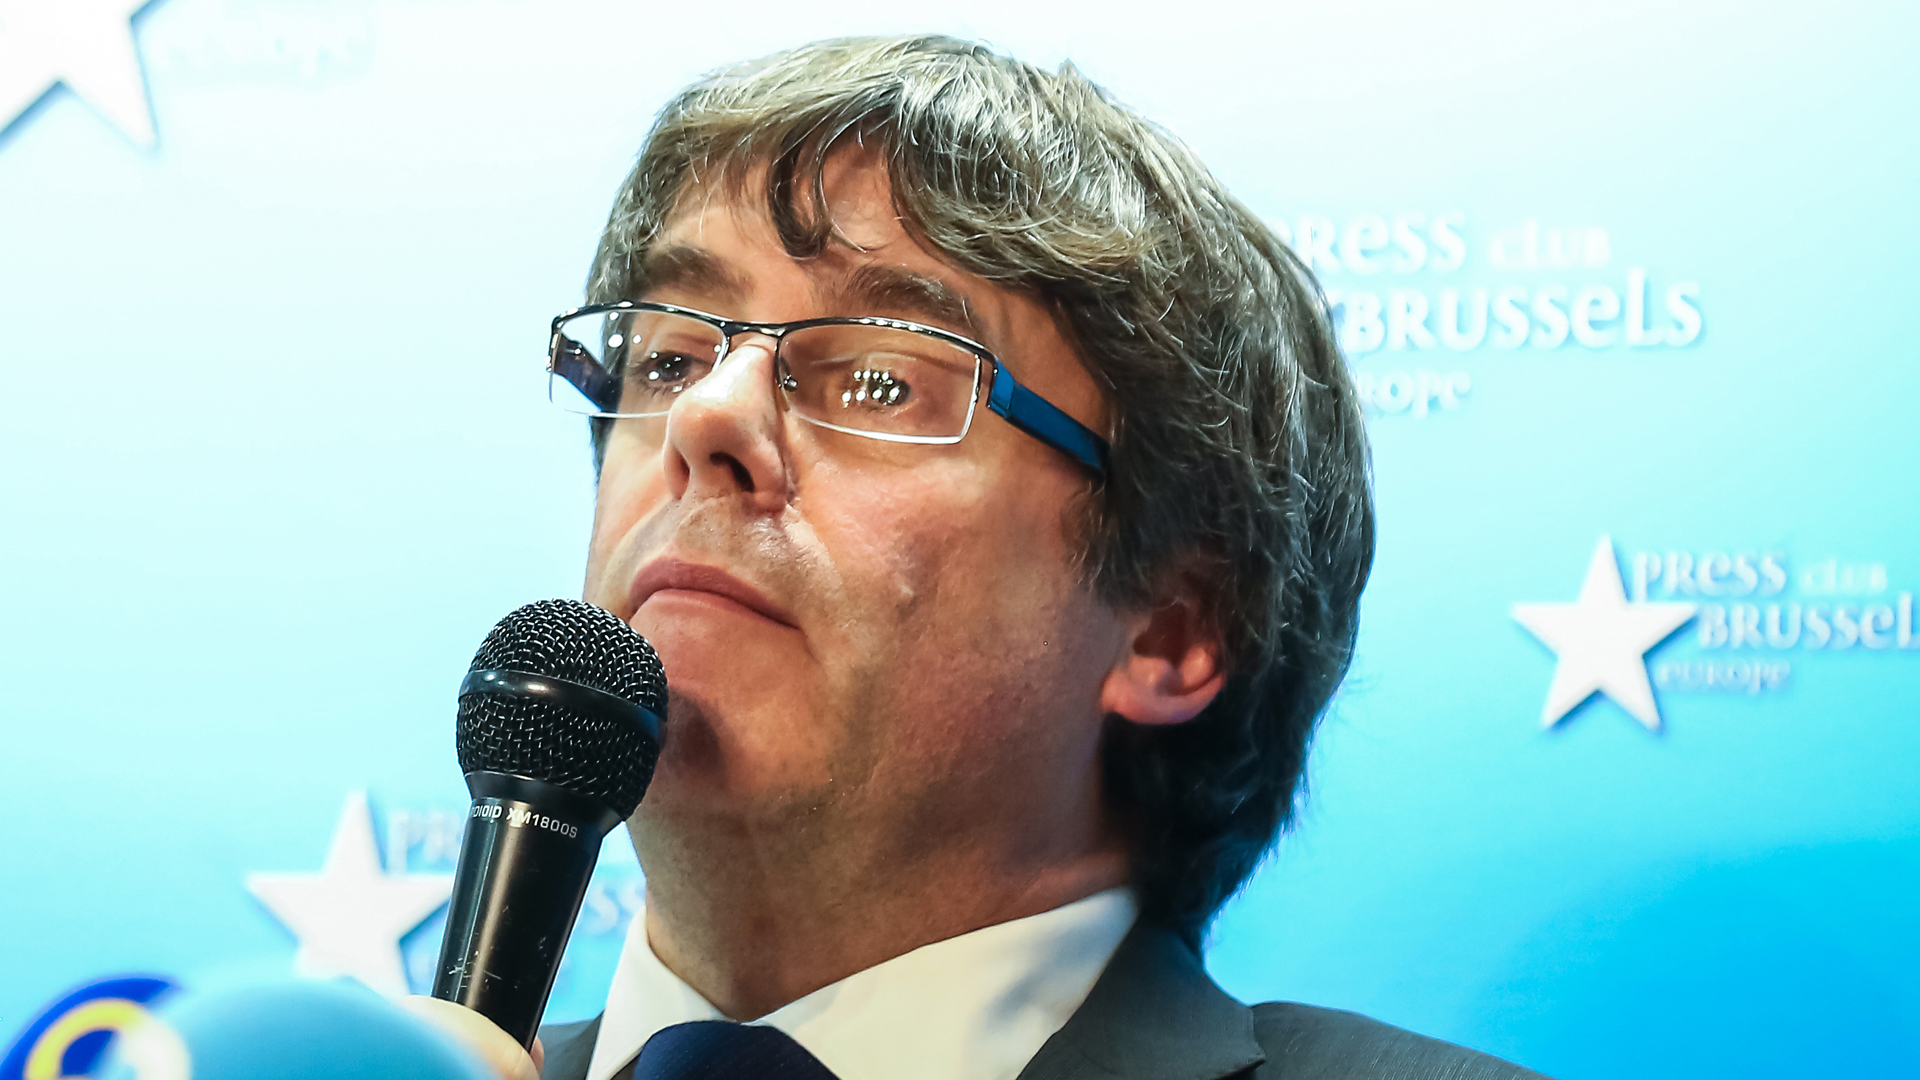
[553,335,622,412]
[985,359,1111,479]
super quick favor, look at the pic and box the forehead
[641,152,987,332]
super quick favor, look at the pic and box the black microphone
[431,599,667,1048]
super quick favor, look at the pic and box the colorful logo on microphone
[0,975,179,1080]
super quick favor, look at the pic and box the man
[416,33,1545,1080]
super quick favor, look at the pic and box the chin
[643,690,849,824]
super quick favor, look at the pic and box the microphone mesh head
[456,599,666,817]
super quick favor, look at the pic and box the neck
[633,806,1130,1020]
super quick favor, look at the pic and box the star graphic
[0,0,163,148]
[246,791,455,996]
[1511,535,1697,731]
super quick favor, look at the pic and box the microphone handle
[432,771,621,1047]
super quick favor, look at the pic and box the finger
[401,996,540,1080]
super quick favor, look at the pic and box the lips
[628,557,796,628]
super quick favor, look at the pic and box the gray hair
[587,35,1374,949]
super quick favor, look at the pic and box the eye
[839,368,911,409]
[633,351,702,392]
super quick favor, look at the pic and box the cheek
[812,458,1092,746]
[584,445,669,605]
[806,459,995,627]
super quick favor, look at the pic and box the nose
[661,334,791,511]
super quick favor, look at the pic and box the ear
[1098,581,1227,727]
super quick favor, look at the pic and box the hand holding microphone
[402,995,545,1080]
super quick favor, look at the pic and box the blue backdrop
[4,2,1916,1077]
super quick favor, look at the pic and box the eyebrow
[636,245,751,306]
[637,245,981,339]
[830,263,979,338]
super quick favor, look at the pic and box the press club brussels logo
[1272,211,1704,421]
[0,0,374,153]
[1514,537,1917,731]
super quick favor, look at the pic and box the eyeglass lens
[549,311,981,446]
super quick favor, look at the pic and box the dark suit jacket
[538,923,1548,1080]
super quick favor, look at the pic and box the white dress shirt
[584,888,1138,1080]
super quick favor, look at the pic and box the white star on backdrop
[1512,536,1698,731]
[246,791,455,996]
[0,0,162,147]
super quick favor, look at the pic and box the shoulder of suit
[1246,1003,1550,1080]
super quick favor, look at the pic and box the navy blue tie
[629,1020,841,1080]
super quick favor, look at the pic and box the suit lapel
[540,1015,602,1080]
[1017,923,1262,1080]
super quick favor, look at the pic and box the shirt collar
[587,888,1138,1080]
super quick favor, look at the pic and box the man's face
[582,150,1126,885]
